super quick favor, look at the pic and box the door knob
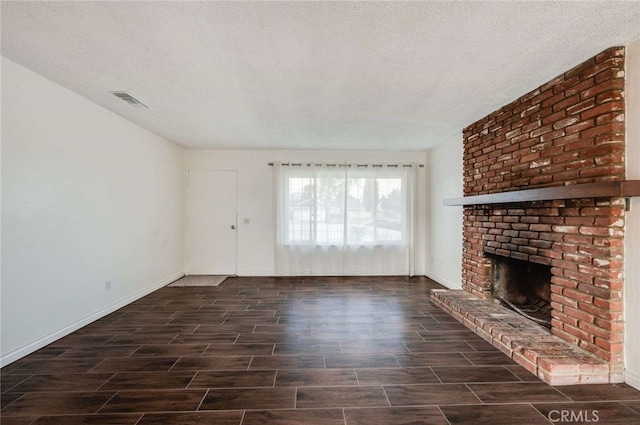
[231,225,236,230]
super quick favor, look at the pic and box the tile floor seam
[94,390,119,415]
[129,412,145,425]
[94,372,119,391]
[195,388,209,412]
[380,385,393,407]
[246,355,254,371]
[529,402,555,424]
[436,405,454,425]
[464,382,489,406]
[0,393,25,411]
[86,358,108,374]
[184,370,200,389]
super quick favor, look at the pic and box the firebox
[488,253,551,328]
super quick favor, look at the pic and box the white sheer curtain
[274,162,419,276]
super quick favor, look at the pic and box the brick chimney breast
[460,47,626,369]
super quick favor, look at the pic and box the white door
[186,170,237,275]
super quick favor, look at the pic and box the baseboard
[625,369,640,391]
[0,271,184,367]
[424,271,462,289]
[238,271,430,277]
[237,271,276,277]
[267,271,414,277]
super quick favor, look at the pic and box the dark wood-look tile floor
[2,276,640,424]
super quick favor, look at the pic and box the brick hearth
[431,290,614,385]
[432,47,628,384]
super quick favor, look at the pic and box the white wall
[425,134,464,288]
[1,58,184,365]
[183,149,428,276]
[624,38,640,390]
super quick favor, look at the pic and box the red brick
[580,78,625,100]
[581,100,624,120]
[562,252,591,264]
[577,283,610,299]
[581,206,624,217]
[561,139,593,153]
[596,116,624,132]
[594,316,624,331]
[542,110,567,126]
[552,312,578,327]
[581,122,625,139]
[539,130,566,143]
[563,324,595,343]
[595,47,624,62]
[594,298,623,312]
[529,125,554,138]
[539,216,565,225]
[519,152,540,163]
[529,255,552,266]
[552,259,579,271]
[582,57,624,79]
[552,225,579,234]
[599,284,622,300]
[563,78,595,97]
[563,270,593,284]
[595,68,623,85]
[595,152,624,166]
[596,90,624,104]
[593,237,624,248]
[578,264,622,279]
[549,94,580,112]
[565,216,594,226]
[563,288,594,304]
[552,328,580,345]
[539,249,563,260]
[566,56,598,79]
[579,321,613,340]
[565,120,595,135]
[594,338,623,353]
[567,98,596,115]
[540,75,566,92]
[552,115,580,130]
[564,234,593,245]
[579,226,614,237]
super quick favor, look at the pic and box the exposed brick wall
[463,47,625,196]
[460,47,626,368]
[462,198,625,365]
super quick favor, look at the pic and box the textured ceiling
[2,1,640,151]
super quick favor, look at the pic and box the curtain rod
[268,162,424,168]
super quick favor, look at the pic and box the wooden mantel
[443,181,640,206]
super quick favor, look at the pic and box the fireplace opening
[488,254,552,328]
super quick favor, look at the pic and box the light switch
[243,218,250,224]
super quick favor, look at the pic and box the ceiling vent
[110,91,148,109]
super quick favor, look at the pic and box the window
[274,162,419,276]
[284,169,406,245]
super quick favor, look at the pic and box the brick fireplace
[431,46,639,385]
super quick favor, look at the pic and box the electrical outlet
[243,218,250,225]
[105,280,112,291]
